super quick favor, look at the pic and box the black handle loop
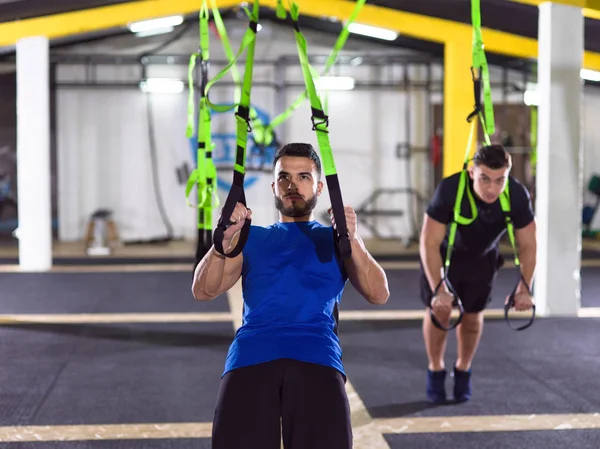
[504,274,536,331]
[213,184,252,258]
[429,275,464,331]
[325,174,352,260]
[466,67,482,123]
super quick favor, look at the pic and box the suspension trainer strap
[469,0,494,138]
[209,0,242,104]
[266,0,366,135]
[185,0,220,264]
[500,191,536,330]
[203,2,258,115]
[287,1,352,259]
[212,1,260,258]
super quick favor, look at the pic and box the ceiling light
[139,78,185,94]
[128,15,184,34]
[315,76,355,91]
[347,23,398,41]
[581,69,600,82]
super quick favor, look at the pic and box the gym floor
[1,240,599,448]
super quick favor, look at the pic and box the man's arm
[514,219,536,294]
[191,223,244,301]
[419,214,447,292]
[343,235,389,305]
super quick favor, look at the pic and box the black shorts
[420,252,502,314]
[212,358,352,449]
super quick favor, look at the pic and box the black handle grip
[429,277,464,331]
[504,274,536,331]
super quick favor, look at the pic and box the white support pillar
[535,3,583,316]
[16,36,52,271]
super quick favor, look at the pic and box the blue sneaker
[453,366,472,402]
[426,369,447,403]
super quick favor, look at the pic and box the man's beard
[275,194,318,217]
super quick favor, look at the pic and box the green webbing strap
[212,0,260,258]
[530,106,537,176]
[470,0,495,137]
[209,0,242,104]
[444,119,478,269]
[287,0,352,259]
[203,3,258,114]
[185,0,220,264]
[266,0,366,134]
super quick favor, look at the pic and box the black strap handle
[429,275,464,331]
[466,67,482,123]
[213,181,251,258]
[325,174,352,260]
[504,274,536,331]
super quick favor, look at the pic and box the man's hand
[506,292,535,311]
[219,202,251,253]
[431,290,454,321]
[328,206,357,240]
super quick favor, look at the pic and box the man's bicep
[511,184,535,229]
[425,181,454,225]
[420,213,447,247]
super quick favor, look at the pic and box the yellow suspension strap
[185,0,220,265]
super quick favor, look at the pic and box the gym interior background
[1,1,600,448]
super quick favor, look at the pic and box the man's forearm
[516,245,536,293]
[192,233,239,299]
[192,247,228,299]
[420,244,444,292]
[344,236,389,304]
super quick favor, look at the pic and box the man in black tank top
[419,144,537,403]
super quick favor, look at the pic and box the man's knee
[460,312,483,333]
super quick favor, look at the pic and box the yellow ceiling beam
[1,0,600,71]
[509,0,600,20]
[283,0,600,71]
[0,0,241,48]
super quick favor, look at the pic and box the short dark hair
[273,143,322,178]
[473,144,511,170]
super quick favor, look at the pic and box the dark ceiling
[0,0,597,69]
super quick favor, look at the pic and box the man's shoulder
[438,172,462,191]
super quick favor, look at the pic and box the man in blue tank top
[192,143,390,449]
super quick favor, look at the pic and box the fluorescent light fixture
[347,23,398,41]
[581,68,600,82]
[128,15,184,33]
[139,78,184,94]
[135,26,175,38]
[315,76,355,91]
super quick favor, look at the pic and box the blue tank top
[222,220,348,377]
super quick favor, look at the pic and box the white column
[535,3,583,316]
[16,36,52,271]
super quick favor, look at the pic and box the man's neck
[279,213,314,223]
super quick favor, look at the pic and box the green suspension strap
[431,0,534,331]
[286,0,352,259]
[529,105,537,176]
[210,0,260,258]
[499,191,535,330]
[185,0,220,265]
[266,0,367,137]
